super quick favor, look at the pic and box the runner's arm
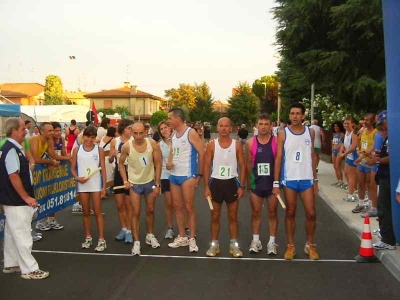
[245,138,253,189]
[189,129,205,177]
[236,139,246,198]
[151,140,162,186]
[118,142,130,188]
[203,140,214,197]
[29,136,56,166]
[99,147,107,197]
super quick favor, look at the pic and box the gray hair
[5,118,22,137]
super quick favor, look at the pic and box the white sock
[122,227,127,232]
[126,230,131,234]
[269,236,275,244]
[368,200,372,206]
[253,235,260,241]
[48,217,54,221]
[359,199,364,205]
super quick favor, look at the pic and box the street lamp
[261,82,267,97]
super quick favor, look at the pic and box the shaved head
[132,122,145,131]
[218,117,232,126]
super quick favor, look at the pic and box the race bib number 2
[293,151,302,163]
[257,163,270,176]
[219,165,232,177]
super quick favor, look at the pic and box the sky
[0,0,279,102]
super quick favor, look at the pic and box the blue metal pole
[382,0,400,242]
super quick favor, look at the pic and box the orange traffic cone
[355,216,379,263]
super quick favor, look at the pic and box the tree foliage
[252,75,279,114]
[164,83,196,109]
[189,82,220,125]
[115,105,131,116]
[149,110,168,127]
[227,82,260,126]
[273,0,385,112]
[44,75,64,105]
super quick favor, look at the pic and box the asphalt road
[1,184,400,300]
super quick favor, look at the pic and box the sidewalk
[318,160,400,281]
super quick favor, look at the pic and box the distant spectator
[96,117,110,143]
[32,126,40,136]
[237,124,249,144]
[152,130,161,142]
[25,120,32,138]
[203,125,211,143]
[66,119,80,154]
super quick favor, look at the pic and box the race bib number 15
[257,163,270,176]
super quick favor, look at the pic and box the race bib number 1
[293,151,302,163]
[219,165,232,177]
[257,163,270,176]
[139,155,149,167]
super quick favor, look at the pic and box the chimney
[130,85,137,95]
[124,81,130,88]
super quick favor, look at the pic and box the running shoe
[82,237,93,249]
[351,204,369,214]
[373,229,382,239]
[304,243,319,260]
[361,207,378,218]
[115,229,126,241]
[249,240,262,253]
[189,238,198,253]
[229,242,243,258]
[35,219,51,231]
[146,234,160,248]
[343,195,356,202]
[164,228,175,239]
[206,241,220,257]
[331,181,340,186]
[373,241,396,250]
[284,244,296,260]
[125,231,133,244]
[168,235,189,248]
[131,241,141,256]
[21,269,49,280]
[95,239,107,252]
[3,266,21,274]
[72,202,83,214]
[31,230,42,242]
[267,242,278,255]
[47,218,64,230]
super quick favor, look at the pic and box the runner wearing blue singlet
[330,121,345,187]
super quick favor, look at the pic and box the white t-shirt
[253,127,258,136]
[310,125,322,148]
[96,127,107,142]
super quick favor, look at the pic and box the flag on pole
[91,100,99,124]
[33,105,37,123]
[122,111,127,119]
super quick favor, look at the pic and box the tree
[252,75,279,113]
[149,110,168,127]
[164,83,196,109]
[98,108,115,116]
[227,82,260,126]
[115,105,131,117]
[44,75,64,105]
[189,82,220,125]
[273,0,385,112]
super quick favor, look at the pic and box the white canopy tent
[21,105,90,122]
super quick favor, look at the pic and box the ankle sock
[253,235,260,241]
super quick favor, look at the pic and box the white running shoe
[145,234,161,248]
[131,241,141,256]
[249,240,262,253]
[189,238,198,253]
[168,235,189,248]
[267,242,278,255]
[164,228,174,239]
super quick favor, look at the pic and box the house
[213,100,229,115]
[0,83,45,105]
[64,91,91,107]
[84,82,163,121]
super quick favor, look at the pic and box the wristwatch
[239,185,245,189]
[152,184,161,189]
[197,174,203,177]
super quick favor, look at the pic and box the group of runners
[85,103,319,260]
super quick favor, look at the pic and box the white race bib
[293,151,302,163]
[361,140,368,150]
[173,147,180,158]
[139,155,149,167]
[257,163,270,176]
[218,165,232,177]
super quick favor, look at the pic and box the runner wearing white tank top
[71,126,107,253]
[203,117,246,258]
[274,103,319,261]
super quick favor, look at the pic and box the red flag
[91,100,99,124]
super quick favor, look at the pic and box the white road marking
[32,249,356,263]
